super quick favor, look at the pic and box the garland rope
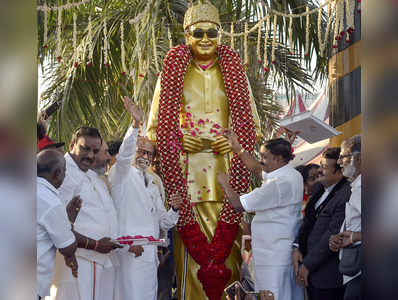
[305,6,310,56]
[263,16,270,71]
[121,21,127,74]
[103,16,108,66]
[73,11,78,66]
[37,0,90,11]
[43,3,48,48]
[271,14,277,63]
[56,9,62,62]
[151,23,160,75]
[87,15,93,65]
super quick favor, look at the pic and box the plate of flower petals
[112,235,165,246]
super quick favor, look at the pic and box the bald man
[37,150,80,299]
[109,96,183,300]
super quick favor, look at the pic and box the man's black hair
[263,138,294,163]
[106,139,123,156]
[72,126,102,145]
[323,147,342,173]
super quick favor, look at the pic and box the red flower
[44,45,48,48]
[87,62,92,66]
[139,74,144,77]
[74,62,78,67]
[263,68,270,72]
[122,71,126,75]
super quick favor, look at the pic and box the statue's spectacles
[190,28,219,39]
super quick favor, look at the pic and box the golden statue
[147,3,261,299]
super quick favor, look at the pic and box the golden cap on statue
[183,3,221,30]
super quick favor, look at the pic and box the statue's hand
[180,135,203,153]
[211,136,232,155]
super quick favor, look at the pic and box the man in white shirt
[292,148,351,300]
[37,149,78,299]
[47,126,123,300]
[109,96,182,300]
[217,130,303,300]
[329,135,361,300]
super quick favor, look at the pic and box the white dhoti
[114,250,158,300]
[254,265,304,300]
[45,253,115,300]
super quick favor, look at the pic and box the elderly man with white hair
[110,97,182,300]
[329,134,361,300]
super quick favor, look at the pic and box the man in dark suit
[292,147,352,300]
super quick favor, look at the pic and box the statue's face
[186,22,218,61]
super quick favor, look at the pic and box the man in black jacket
[292,147,352,300]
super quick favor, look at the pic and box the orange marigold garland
[156,44,256,300]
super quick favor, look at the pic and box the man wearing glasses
[110,96,182,300]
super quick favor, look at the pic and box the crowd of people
[37,96,361,300]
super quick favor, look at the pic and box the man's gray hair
[346,134,361,154]
[37,149,64,175]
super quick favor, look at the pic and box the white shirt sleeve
[240,178,280,212]
[153,187,178,231]
[109,126,139,185]
[40,204,76,249]
[351,187,361,214]
[57,170,77,207]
